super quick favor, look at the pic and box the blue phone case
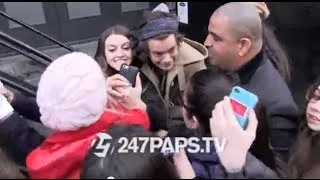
[229,86,258,129]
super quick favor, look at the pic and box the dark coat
[11,93,41,122]
[188,149,279,179]
[0,93,44,166]
[236,51,300,162]
[0,113,44,167]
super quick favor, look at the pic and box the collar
[237,50,264,84]
[45,111,121,143]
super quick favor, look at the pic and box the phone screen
[230,98,247,117]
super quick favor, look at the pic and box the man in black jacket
[204,2,300,163]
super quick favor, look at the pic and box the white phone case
[0,95,14,120]
[0,81,14,120]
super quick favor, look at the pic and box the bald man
[205,2,300,165]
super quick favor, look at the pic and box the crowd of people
[0,2,317,179]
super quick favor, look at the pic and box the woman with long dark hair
[288,78,320,178]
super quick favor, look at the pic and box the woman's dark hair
[262,22,291,84]
[184,68,276,169]
[288,78,320,178]
[184,69,236,136]
[94,25,140,77]
[134,11,184,63]
[80,124,179,179]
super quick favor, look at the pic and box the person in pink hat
[0,52,149,179]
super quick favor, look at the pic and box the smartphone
[0,81,14,120]
[119,63,139,87]
[0,95,14,120]
[229,86,258,130]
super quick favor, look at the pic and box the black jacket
[0,113,44,167]
[11,93,41,122]
[236,51,300,162]
[0,93,44,167]
[188,149,279,179]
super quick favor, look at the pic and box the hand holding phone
[229,86,258,130]
[119,63,139,87]
[117,65,145,110]
[210,96,258,172]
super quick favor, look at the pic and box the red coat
[26,108,150,179]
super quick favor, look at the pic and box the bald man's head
[213,2,263,42]
[204,2,264,71]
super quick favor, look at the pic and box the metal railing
[0,11,74,96]
[0,11,74,52]
[0,71,37,97]
[0,31,52,65]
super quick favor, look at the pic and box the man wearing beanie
[134,4,208,137]
[0,52,149,179]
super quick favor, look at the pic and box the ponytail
[249,2,292,83]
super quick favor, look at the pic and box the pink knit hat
[36,52,107,131]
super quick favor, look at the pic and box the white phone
[0,81,14,120]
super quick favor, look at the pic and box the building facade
[0,2,167,55]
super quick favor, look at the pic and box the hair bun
[255,2,270,20]
[243,2,270,20]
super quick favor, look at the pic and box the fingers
[106,74,131,98]
[107,79,131,88]
[222,96,239,128]
[108,74,130,82]
[209,112,217,137]
[173,149,196,179]
[107,86,125,98]
[210,101,226,137]
[173,148,187,162]
[0,87,14,103]
[107,74,131,88]
[114,87,130,97]
[246,109,258,136]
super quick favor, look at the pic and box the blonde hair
[243,2,270,20]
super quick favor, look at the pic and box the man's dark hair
[135,11,184,63]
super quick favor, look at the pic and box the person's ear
[238,38,252,57]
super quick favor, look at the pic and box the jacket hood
[176,38,208,65]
